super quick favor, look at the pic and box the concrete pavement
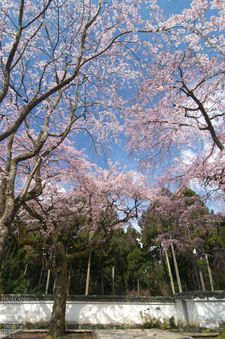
[0,329,23,338]
[0,328,219,339]
[94,329,194,339]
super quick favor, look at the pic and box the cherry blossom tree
[15,145,149,337]
[139,187,224,293]
[0,0,165,273]
[125,0,225,199]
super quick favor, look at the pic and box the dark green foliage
[1,244,42,294]
[169,317,177,329]
[2,187,225,296]
[2,245,25,293]
[142,317,161,329]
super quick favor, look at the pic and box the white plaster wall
[66,301,177,325]
[194,300,225,328]
[1,298,225,328]
[0,301,53,323]
[176,300,189,326]
[0,300,177,325]
[185,300,199,327]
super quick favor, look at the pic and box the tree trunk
[0,218,14,274]
[48,241,68,337]
[193,257,201,290]
[101,257,104,295]
[164,246,175,295]
[0,174,14,274]
[23,264,28,278]
[38,267,44,287]
[112,263,115,295]
[137,279,140,295]
[192,271,197,291]
[170,242,182,293]
[205,253,214,291]
[45,269,51,295]
[199,268,206,291]
[53,277,56,295]
[161,251,171,293]
[85,253,91,296]
[67,263,72,296]
[0,165,42,274]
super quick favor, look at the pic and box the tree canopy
[1,0,225,336]
[125,0,225,200]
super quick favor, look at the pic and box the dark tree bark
[48,240,68,338]
[0,0,102,275]
[101,258,104,295]
[67,263,72,296]
[85,253,91,295]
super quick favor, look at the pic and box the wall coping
[1,291,225,303]
[173,291,225,300]
[1,294,174,303]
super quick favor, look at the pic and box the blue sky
[74,0,223,213]
[77,0,194,170]
[158,0,192,16]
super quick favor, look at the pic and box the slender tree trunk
[92,280,96,293]
[0,137,22,273]
[48,240,68,337]
[78,267,82,294]
[199,268,206,291]
[192,271,197,291]
[85,253,91,296]
[164,246,175,295]
[0,180,13,273]
[45,269,51,295]
[38,268,44,286]
[23,264,28,278]
[101,255,104,295]
[112,261,115,295]
[122,272,125,294]
[205,253,214,291]
[67,262,72,296]
[170,242,182,293]
[193,257,201,290]
[161,251,171,293]
[53,277,56,295]
[137,279,140,295]
[0,217,15,274]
